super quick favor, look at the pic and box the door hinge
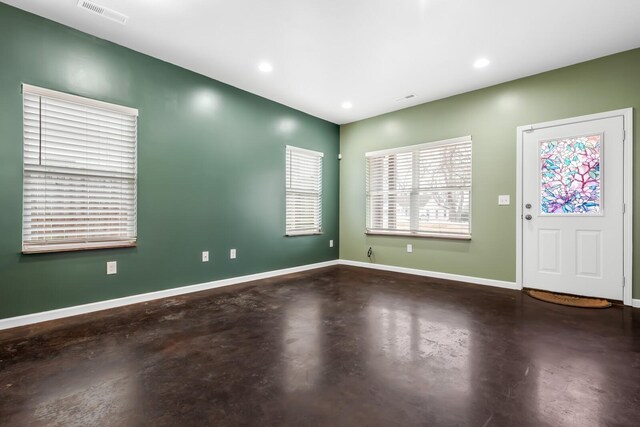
[622,277,626,287]
[623,203,626,214]
[623,130,626,142]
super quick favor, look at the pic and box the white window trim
[365,135,471,158]
[22,240,137,254]
[285,145,323,236]
[365,135,472,239]
[286,145,324,159]
[21,84,138,253]
[21,84,138,116]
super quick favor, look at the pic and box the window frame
[285,145,323,236]
[21,84,138,254]
[365,136,472,240]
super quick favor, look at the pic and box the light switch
[106,261,117,275]
[230,249,236,259]
[406,244,413,253]
[329,240,334,248]
[202,251,209,262]
[498,195,510,205]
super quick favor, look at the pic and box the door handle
[525,214,532,220]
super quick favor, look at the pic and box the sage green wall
[340,48,640,298]
[0,4,339,319]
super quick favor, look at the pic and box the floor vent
[77,0,128,24]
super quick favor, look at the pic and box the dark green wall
[0,3,339,319]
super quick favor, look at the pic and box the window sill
[365,231,471,241]
[285,232,324,237]
[23,240,137,254]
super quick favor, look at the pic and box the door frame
[516,108,633,306]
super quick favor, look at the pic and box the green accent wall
[0,4,339,319]
[340,48,640,298]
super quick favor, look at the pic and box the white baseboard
[340,260,640,306]
[338,259,518,290]
[0,260,339,331]
[3,259,632,331]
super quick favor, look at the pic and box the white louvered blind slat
[366,137,472,238]
[285,146,323,235]
[22,85,138,253]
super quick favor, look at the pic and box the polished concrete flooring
[1,266,639,426]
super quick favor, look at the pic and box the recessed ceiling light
[473,58,490,69]
[341,101,353,109]
[258,62,273,73]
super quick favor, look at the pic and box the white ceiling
[4,0,640,124]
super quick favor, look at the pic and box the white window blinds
[366,136,472,239]
[286,145,323,235]
[22,84,138,253]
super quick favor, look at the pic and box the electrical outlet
[329,240,334,248]
[230,249,236,259]
[106,261,117,275]
[406,244,413,253]
[202,251,209,262]
[498,195,511,205]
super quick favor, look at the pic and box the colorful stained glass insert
[540,135,601,214]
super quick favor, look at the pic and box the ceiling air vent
[395,94,416,102]
[77,0,128,24]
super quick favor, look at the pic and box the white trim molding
[365,135,471,158]
[0,260,339,331]
[0,259,517,332]
[285,144,324,158]
[516,108,633,306]
[22,83,139,116]
[339,259,517,290]
[2,258,634,332]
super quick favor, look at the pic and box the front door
[522,114,625,300]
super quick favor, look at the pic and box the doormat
[525,289,611,308]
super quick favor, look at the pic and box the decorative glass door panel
[539,134,601,215]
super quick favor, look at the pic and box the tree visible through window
[366,136,471,238]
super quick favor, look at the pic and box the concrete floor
[0,266,639,426]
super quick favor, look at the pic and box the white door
[522,115,625,300]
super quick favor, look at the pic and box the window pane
[417,190,470,235]
[366,137,472,237]
[285,146,323,235]
[540,135,601,214]
[22,86,137,253]
[368,192,411,232]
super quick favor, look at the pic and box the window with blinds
[22,84,138,253]
[285,145,323,236]
[366,136,472,239]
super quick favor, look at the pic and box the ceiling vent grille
[395,94,416,102]
[77,0,128,24]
